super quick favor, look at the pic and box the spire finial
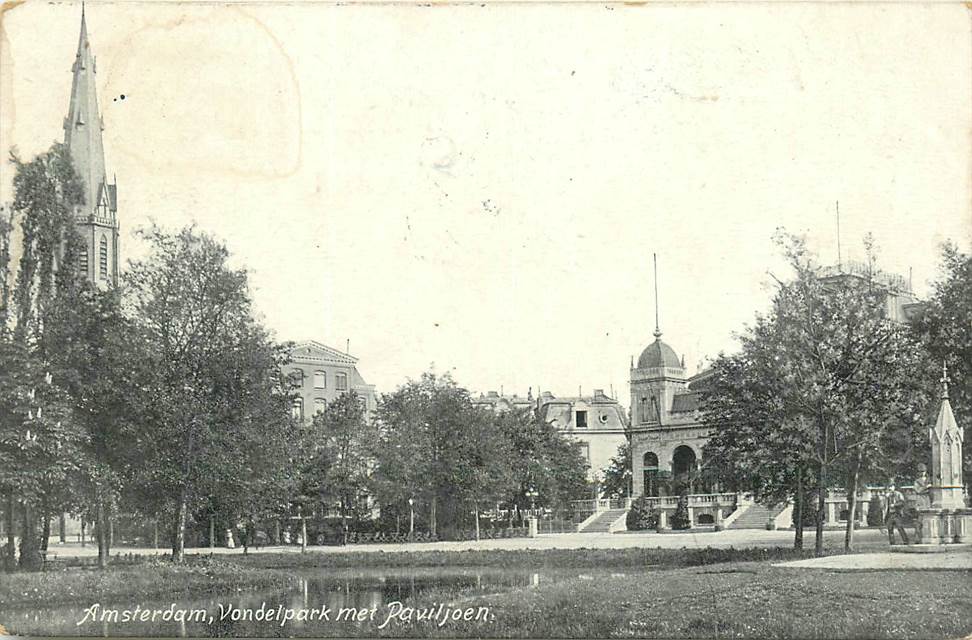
[653,253,662,339]
[940,361,951,400]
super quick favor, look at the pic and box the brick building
[284,340,377,424]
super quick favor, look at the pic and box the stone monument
[916,362,971,547]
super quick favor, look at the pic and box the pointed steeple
[64,4,109,216]
[928,360,964,510]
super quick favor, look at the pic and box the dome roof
[637,337,682,370]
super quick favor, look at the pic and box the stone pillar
[826,502,837,525]
[714,506,724,530]
[687,507,695,529]
[657,510,668,531]
[919,509,941,545]
[954,510,972,544]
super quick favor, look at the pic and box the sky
[1,1,969,409]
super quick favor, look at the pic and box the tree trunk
[59,513,66,543]
[794,468,804,550]
[209,515,215,551]
[430,496,437,538]
[19,501,43,571]
[5,494,16,571]
[41,513,50,556]
[300,515,307,554]
[154,521,159,549]
[475,504,480,541]
[95,496,109,569]
[815,464,826,557]
[172,488,188,563]
[844,455,862,551]
[80,520,86,547]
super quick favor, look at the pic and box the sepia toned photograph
[0,1,970,637]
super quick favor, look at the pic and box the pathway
[42,527,889,558]
[775,550,972,571]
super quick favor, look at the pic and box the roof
[636,337,682,370]
[288,340,359,366]
[64,8,109,215]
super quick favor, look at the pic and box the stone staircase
[728,502,786,529]
[579,508,628,533]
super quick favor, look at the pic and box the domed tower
[629,255,688,426]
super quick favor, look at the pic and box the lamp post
[408,498,414,540]
[526,488,539,513]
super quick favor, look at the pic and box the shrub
[866,496,885,527]
[671,493,691,530]
[625,497,660,531]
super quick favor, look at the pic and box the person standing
[885,483,910,545]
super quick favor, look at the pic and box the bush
[866,496,885,527]
[671,493,691,530]
[625,497,660,531]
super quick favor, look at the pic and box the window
[98,235,108,280]
[313,371,326,389]
[313,398,326,415]
[579,442,590,464]
[291,398,303,422]
[78,244,88,276]
[290,369,304,388]
[336,372,348,391]
[575,410,588,429]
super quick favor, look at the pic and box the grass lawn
[0,556,296,608]
[382,561,972,639]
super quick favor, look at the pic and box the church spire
[64,3,109,216]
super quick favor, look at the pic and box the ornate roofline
[288,340,359,365]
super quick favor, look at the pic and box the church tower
[64,6,119,287]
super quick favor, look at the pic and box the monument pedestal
[918,509,942,545]
[955,509,972,544]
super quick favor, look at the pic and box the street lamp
[526,488,539,512]
[408,498,414,540]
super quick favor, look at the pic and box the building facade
[284,340,377,424]
[65,7,120,288]
[537,389,628,483]
[472,388,628,482]
[629,262,924,499]
[629,327,709,498]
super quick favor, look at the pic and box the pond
[5,567,635,636]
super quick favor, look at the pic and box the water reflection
[6,567,558,637]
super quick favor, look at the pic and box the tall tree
[601,441,632,500]
[702,232,929,553]
[497,407,590,513]
[913,242,972,488]
[307,390,373,538]
[0,144,90,571]
[124,225,297,562]
[371,371,515,537]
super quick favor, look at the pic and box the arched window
[313,398,326,415]
[98,235,108,280]
[643,452,659,497]
[78,244,88,276]
[291,397,304,422]
[313,371,326,389]
[335,372,348,391]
